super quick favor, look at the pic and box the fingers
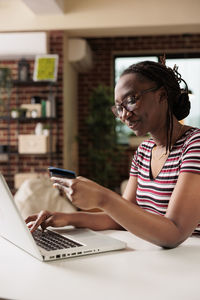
[40,215,54,231]
[51,177,77,201]
[27,210,52,233]
[51,177,74,186]
[25,214,38,224]
[51,175,89,185]
[53,183,74,202]
[50,176,95,207]
[25,211,69,233]
[51,176,90,186]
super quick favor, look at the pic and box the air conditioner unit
[68,39,93,73]
[0,32,48,60]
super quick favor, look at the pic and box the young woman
[26,60,200,248]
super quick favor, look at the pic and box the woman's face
[114,73,167,136]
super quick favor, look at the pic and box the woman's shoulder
[137,137,154,152]
[181,126,200,150]
[183,126,200,141]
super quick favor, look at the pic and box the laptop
[0,173,126,261]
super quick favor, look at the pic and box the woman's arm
[26,176,138,233]
[75,175,138,230]
[99,172,200,248]
[25,210,121,232]
[51,172,200,248]
[26,172,200,248]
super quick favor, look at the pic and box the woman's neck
[150,119,187,149]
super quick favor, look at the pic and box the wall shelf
[0,79,59,191]
[0,116,56,121]
[12,80,56,86]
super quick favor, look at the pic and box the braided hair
[121,60,191,151]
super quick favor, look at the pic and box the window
[165,58,200,128]
[114,54,200,144]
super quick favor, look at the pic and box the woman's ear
[159,87,167,102]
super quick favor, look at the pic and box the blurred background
[0,0,200,195]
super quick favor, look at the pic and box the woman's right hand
[25,210,70,233]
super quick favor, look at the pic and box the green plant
[85,85,121,188]
[0,68,12,115]
[128,131,136,137]
[43,124,50,130]
[11,107,18,112]
[0,68,12,116]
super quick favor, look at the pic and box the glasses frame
[111,86,160,118]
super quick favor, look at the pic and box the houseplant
[0,68,12,116]
[85,85,121,189]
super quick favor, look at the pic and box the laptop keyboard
[32,229,82,251]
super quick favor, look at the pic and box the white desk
[0,230,200,300]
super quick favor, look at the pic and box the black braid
[121,60,190,152]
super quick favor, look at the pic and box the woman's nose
[121,108,133,123]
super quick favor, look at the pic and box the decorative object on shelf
[18,59,30,81]
[35,122,43,135]
[20,103,42,118]
[0,75,58,189]
[33,54,59,82]
[18,107,28,118]
[31,96,41,104]
[35,123,50,136]
[0,144,9,162]
[11,108,19,118]
[43,124,50,136]
[31,109,39,118]
[18,134,56,154]
[0,67,12,116]
[41,99,46,117]
[46,93,56,117]
[11,107,27,118]
[0,153,8,162]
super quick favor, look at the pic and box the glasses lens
[125,96,136,112]
[126,103,135,112]
[111,106,122,117]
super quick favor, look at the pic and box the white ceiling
[0,0,65,14]
[0,0,200,37]
[21,0,65,14]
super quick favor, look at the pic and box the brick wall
[0,31,64,193]
[78,34,200,191]
[1,32,200,194]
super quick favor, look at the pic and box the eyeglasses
[111,86,159,118]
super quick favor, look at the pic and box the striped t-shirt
[130,127,200,234]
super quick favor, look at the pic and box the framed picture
[33,54,59,82]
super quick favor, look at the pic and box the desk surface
[0,230,200,300]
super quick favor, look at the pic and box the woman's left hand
[51,176,109,210]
